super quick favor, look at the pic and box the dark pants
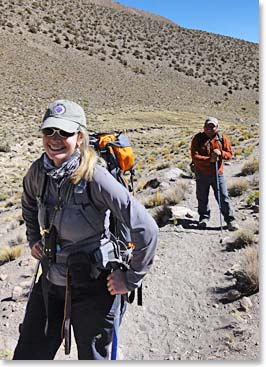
[196,171,235,223]
[13,274,124,360]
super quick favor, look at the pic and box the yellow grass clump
[234,247,259,295]
[0,245,22,264]
[142,191,165,208]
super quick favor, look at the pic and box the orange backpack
[90,132,135,192]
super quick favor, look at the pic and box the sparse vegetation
[227,178,249,197]
[234,247,259,296]
[163,182,187,205]
[153,205,172,227]
[0,245,22,265]
[0,143,11,152]
[241,157,259,176]
[246,191,259,207]
[226,227,256,251]
[142,191,165,208]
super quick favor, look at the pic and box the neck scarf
[43,149,81,180]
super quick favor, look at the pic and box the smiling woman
[12,99,158,361]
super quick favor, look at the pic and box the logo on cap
[54,104,66,115]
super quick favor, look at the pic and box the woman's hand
[107,269,129,295]
[31,241,43,260]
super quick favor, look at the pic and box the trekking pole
[111,294,121,360]
[215,160,223,234]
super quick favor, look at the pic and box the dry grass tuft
[241,157,259,176]
[226,227,256,251]
[0,245,22,264]
[234,247,259,295]
[142,191,165,208]
[227,178,249,197]
[142,181,188,208]
[156,162,170,171]
[153,205,172,227]
[163,182,188,205]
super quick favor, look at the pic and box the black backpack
[190,132,224,173]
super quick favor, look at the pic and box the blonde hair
[71,128,97,184]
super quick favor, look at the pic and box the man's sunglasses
[41,128,78,138]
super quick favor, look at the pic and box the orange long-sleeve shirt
[190,132,232,176]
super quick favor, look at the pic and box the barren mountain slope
[0,0,259,126]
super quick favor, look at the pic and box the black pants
[13,274,123,360]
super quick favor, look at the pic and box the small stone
[12,286,24,301]
[239,296,253,311]
[0,273,8,281]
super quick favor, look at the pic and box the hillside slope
[0,0,259,125]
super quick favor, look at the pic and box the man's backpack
[190,132,224,173]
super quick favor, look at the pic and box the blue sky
[117,0,259,43]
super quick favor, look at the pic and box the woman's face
[43,129,83,167]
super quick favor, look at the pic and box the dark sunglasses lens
[42,128,54,136]
[58,130,76,138]
[42,128,76,138]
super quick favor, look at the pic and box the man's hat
[204,117,219,128]
[40,100,87,132]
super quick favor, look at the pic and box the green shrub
[246,191,259,206]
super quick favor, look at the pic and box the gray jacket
[22,157,158,290]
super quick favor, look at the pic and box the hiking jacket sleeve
[21,159,42,248]
[90,165,159,291]
[219,134,232,160]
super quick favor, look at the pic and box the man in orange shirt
[190,117,239,231]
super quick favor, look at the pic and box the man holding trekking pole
[190,117,239,231]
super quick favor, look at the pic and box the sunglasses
[41,128,78,138]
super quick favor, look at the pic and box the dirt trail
[117,160,259,361]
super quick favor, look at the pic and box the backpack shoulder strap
[216,132,224,149]
[35,158,48,204]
